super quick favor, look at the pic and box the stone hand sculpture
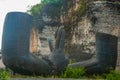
[2,12,68,75]
[49,28,68,74]
[68,32,118,74]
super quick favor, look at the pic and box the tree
[27,0,62,15]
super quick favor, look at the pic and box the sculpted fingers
[55,28,62,49]
[59,29,65,49]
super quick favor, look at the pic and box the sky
[0,0,40,49]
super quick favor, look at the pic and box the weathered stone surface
[87,1,120,36]
[60,0,96,62]
[29,26,57,56]
[38,26,57,55]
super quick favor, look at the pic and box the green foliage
[1,67,120,79]
[68,59,73,64]
[60,67,120,79]
[61,67,85,78]
[67,0,73,7]
[92,74,106,79]
[91,68,120,80]
[27,3,42,15]
[106,70,120,80]
[27,0,62,15]
[0,69,10,80]
[78,1,86,16]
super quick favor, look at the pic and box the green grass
[1,67,120,80]
[60,67,85,78]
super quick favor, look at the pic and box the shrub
[106,70,120,80]
[0,68,10,80]
[61,67,86,78]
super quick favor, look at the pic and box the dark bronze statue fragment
[2,12,68,75]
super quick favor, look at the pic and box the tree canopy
[27,0,62,15]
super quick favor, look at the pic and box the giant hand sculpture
[1,3,119,75]
[68,33,118,74]
[2,12,68,75]
[49,28,68,74]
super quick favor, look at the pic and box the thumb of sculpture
[47,37,54,52]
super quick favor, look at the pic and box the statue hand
[49,28,68,73]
